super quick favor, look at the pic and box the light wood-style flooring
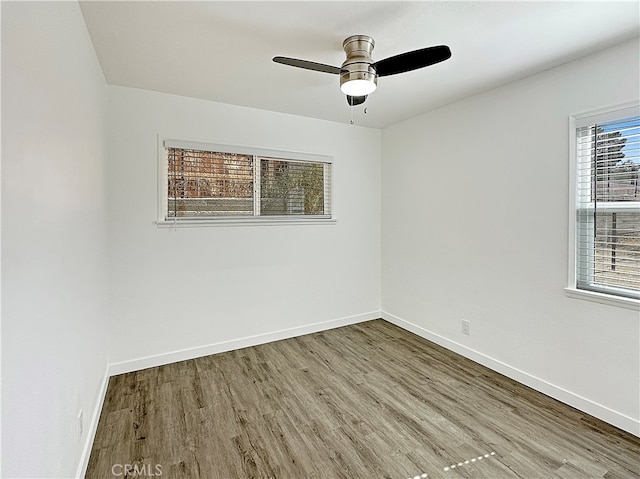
[86,320,640,478]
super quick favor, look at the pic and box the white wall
[1,2,109,478]
[107,86,381,366]
[382,39,640,434]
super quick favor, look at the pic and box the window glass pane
[167,148,253,217]
[260,159,326,216]
[592,211,640,292]
[593,117,640,202]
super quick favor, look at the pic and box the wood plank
[86,320,640,478]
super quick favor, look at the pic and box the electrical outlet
[462,320,470,335]
[77,409,83,441]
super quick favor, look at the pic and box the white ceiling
[80,1,639,129]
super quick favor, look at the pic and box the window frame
[156,137,335,227]
[566,102,640,310]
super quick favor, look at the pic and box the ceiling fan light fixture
[340,69,377,96]
[340,77,377,96]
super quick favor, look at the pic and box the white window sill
[564,287,640,311]
[156,217,337,228]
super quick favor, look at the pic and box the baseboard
[107,311,381,376]
[76,365,110,478]
[381,311,640,437]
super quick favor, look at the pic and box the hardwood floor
[86,320,639,478]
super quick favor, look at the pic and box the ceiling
[80,1,639,129]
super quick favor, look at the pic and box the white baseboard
[381,311,640,437]
[76,366,110,479]
[107,311,380,376]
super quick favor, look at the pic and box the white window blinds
[575,110,640,300]
[164,142,332,221]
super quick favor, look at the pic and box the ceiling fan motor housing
[340,35,377,95]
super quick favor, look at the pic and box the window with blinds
[162,141,332,222]
[575,108,640,300]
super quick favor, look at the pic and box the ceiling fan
[273,35,451,106]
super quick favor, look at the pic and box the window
[570,105,640,304]
[158,139,333,225]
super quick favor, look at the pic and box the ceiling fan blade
[373,45,451,77]
[273,56,341,75]
[346,95,367,106]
